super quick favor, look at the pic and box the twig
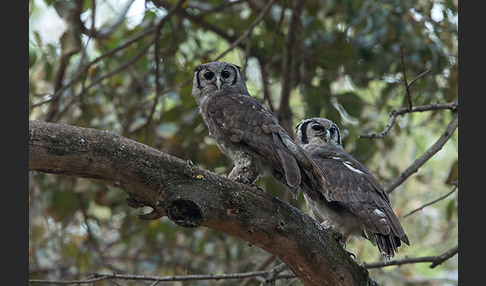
[358,112,399,139]
[385,111,458,194]
[29,269,296,285]
[363,245,458,269]
[408,69,432,88]
[358,101,457,139]
[404,184,458,218]
[400,44,413,111]
[239,255,277,286]
[357,52,436,140]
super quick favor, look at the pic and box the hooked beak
[216,76,222,90]
[324,130,330,142]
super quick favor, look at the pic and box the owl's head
[192,62,249,100]
[295,117,342,147]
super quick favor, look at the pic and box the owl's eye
[221,70,231,79]
[204,71,214,80]
[312,125,322,131]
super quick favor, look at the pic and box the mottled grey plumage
[295,117,410,259]
[191,62,326,199]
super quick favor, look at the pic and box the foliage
[29,0,458,285]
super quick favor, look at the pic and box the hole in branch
[167,199,204,228]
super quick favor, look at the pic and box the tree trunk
[29,120,378,286]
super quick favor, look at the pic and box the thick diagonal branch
[29,120,377,286]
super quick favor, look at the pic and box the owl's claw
[251,183,264,192]
[236,174,248,183]
[236,175,263,191]
[345,249,357,261]
[321,225,356,260]
[323,225,345,244]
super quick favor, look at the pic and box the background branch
[385,111,458,194]
[29,269,296,285]
[363,245,458,269]
[404,184,458,218]
[358,101,456,139]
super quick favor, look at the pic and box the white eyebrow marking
[342,161,365,175]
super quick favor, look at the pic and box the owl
[191,62,326,200]
[295,117,410,259]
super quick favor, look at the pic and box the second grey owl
[295,117,410,259]
[191,61,326,199]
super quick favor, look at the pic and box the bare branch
[400,44,413,111]
[385,111,458,194]
[358,112,399,139]
[407,69,432,88]
[358,101,457,139]
[363,245,458,269]
[404,184,458,218]
[29,269,296,285]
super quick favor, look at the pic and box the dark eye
[312,125,322,131]
[329,126,336,133]
[204,71,214,80]
[221,70,231,78]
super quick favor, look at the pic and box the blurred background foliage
[29,0,458,285]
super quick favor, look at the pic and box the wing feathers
[207,93,326,198]
[303,144,409,257]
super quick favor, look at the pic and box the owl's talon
[251,184,264,191]
[345,250,357,261]
[323,225,345,245]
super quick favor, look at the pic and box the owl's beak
[324,130,330,142]
[216,76,222,90]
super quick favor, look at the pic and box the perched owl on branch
[191,61,326,200]
[295,117,410,259]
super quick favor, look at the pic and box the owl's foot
[236,175,263,192]
[236,174,252,184]
[235,175,264,191]
[322,226,356,260]
[323,225,345,244]
[345,249,357,261]
[251,184,264,192]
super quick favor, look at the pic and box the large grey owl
[295,117,410,259]
[191,61,326,199]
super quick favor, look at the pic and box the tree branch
[29,269,295,285]
[363,245,458,269]
[385,111,458,194]
[29,120,378,286]
[404,184,458,218]
[358,101,457,139]
[399,45,413,111]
